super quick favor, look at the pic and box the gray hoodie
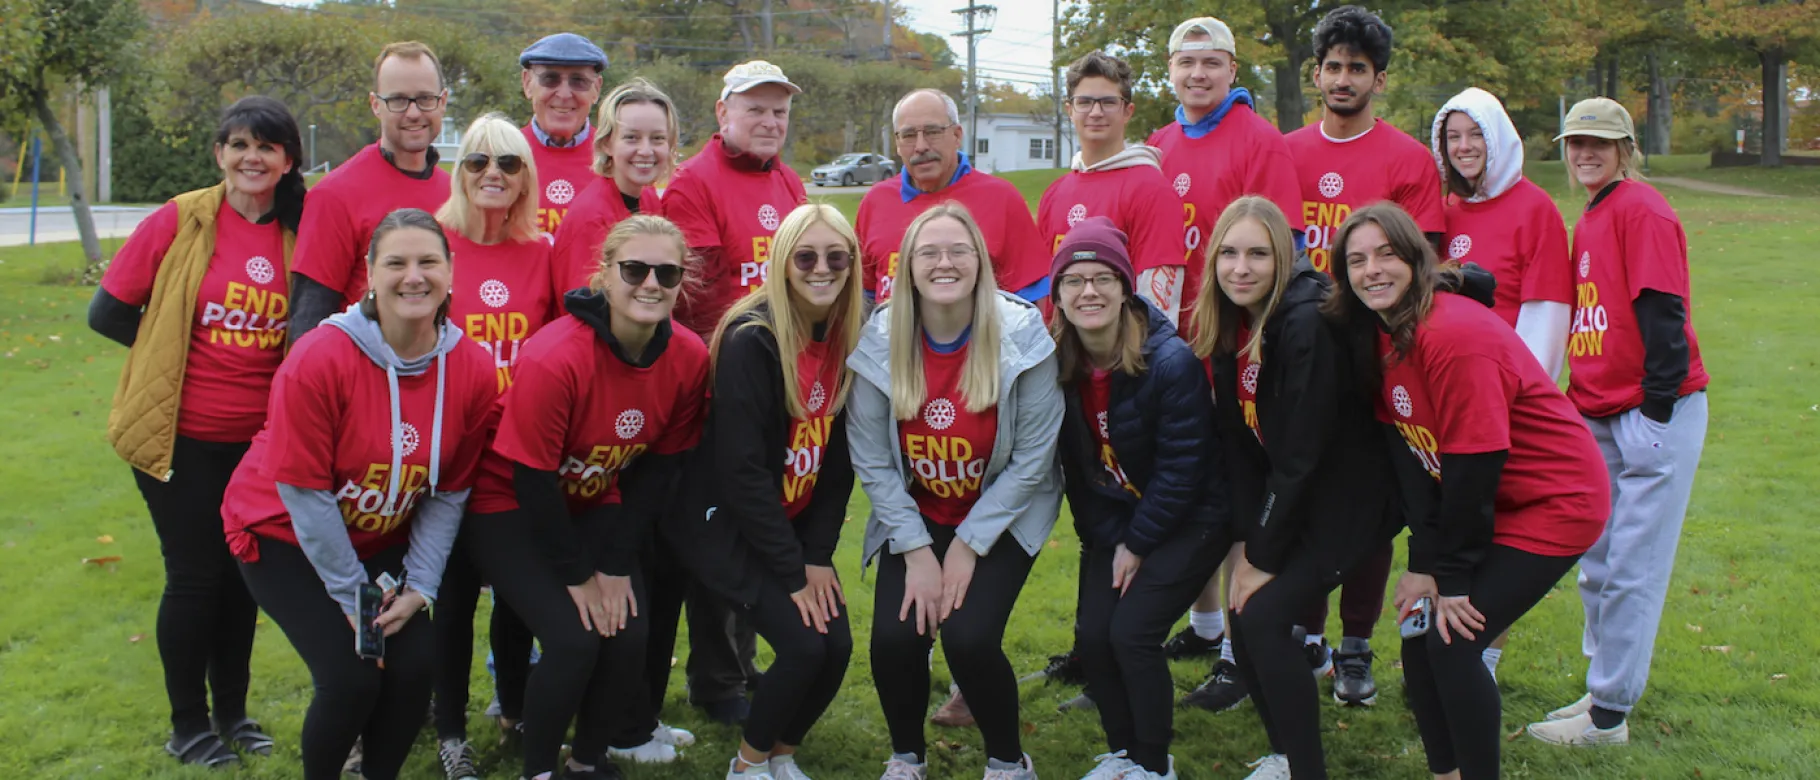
[845,291,1063,563]
[277,304,470,615]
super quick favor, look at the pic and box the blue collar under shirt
[899,153,974,203]
[923,324,972,354]
[1175,87,1253,140]
[531,118,592,148]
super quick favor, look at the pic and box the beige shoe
[1545,693,1594,721]
[1526,712,1629,746]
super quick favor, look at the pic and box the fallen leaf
[1022,721,1036,735]
[1700,645,1732,654]
[82,555,123,565]
[843,515,852,524]
[1209,762,1222,773]
[1046,540,1061,549]
[47,334,60,342]
[1685,623,1703,633]
[1771,673,1788,681]
[97,535,114,544]
[1658,721,1673,735]
[1508,727,1525,742]
[129,633,146,643]
[1336,720,1349,731]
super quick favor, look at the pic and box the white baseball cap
[1168,17,1236,56]
[720,60,803,101]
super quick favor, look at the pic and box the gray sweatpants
[1578,391,1708,712]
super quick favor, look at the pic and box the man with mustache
[289,41,453,343]
[1281,3,1445,711]
[855,88,1048,305]
[517,33,608,242]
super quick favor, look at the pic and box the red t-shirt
[1080,369,1139,496]
[445,232,559,393]
[102,200,290,442]
[1233,319,1262,445]
[898,342,999,526]
[469,317,709,515]
[781,337,843,519]
[1284,119,1445,275]
[1566,180,1709,418]
[854,169,1048,301]
[548,176,664,296]
[661,135,807,336]
[292,144,452,304]
[522,125,597,242]
[1038,164,1182,279]
[1442,178,1572,326]
[1375,293,1608,557]
[220,328,496,561]
[1148,103,1306,319]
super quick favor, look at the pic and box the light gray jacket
[846,291,1064,564]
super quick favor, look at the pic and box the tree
[1688,0,1820,166]
[0,0,144,269]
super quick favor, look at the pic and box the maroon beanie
[1050,216,1136,296]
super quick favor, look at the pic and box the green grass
[3,174,1819,778]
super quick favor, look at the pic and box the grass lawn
[2,167,1818,779]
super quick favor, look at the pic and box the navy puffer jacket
[1059,297,1225,556]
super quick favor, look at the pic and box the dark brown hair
[1050,294,1147,383]
[1319,202,1458,393]
[1065,51,1134,102]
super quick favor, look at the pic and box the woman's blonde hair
[711,204,866,418]
[592,78,680,180]
[588,214,691,294]
[1049,275,1147,382]
[887,202,1002,421]
[1189,196,1298,363]
[436,112,542,244]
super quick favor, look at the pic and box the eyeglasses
[910,244,977,263]
[373,92,446,113]
[534,71,600,93]
[461,153,525,175]
[894,124,957,143]
[1069,96,1127,114]
[791,249,852,272]
[617,260,684,289]
[1057,272,1123,294]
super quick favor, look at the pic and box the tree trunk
[1270,26,1307,132]
[1759,48,1784,167]
[1645,47,1672,156]
[32,91,103,269]
[1604,55,1620,98]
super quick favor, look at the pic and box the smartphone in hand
[1399,597,1433,639]
[355,582,386,660]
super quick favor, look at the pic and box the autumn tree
[1688,0,1820,166]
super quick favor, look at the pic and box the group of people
[90,5,1708,780]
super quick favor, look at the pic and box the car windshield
[832,154,865,164]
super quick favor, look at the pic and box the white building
[968,112,1075,174]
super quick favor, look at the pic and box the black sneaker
[1304,638,1333,677]
[1162,627,1222,660]
[1039,650,1087,686]
[561,760,626,780]
[1332,639,1377,706]
[1180,659,1248,711]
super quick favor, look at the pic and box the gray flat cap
[519,33,608,71]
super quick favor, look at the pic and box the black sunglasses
[791,249,852,272]
[461,153,525,175]
[617,260,684,289]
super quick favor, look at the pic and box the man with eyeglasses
[289,41,452,343]
[1038,52,1185,327]
[855,88,1047,303]
[518,33,607,241]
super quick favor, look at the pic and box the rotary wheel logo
[758,204,781,231]
[1317,172,1345,199]
[1173,173,1191,197]
[394,422,420,457]
[615,409,646,440]
[546,179,576,205]
[1448,234,1472,259]
[1241,363,1260,395]
[478,279,510,308]
[245,256,276,285]
[1096,410,1109,439]
[923,398,956,431]
[1067,204,1087,227]
[1391,385,1413,418]
[807,381,827,413]
[1579,252,1591,278]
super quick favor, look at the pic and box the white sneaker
[768,754,813,780]
[1081,750,1133,780]
[984,753,1037,780]
[1111,755,1176,780]
[1242,754,1291,780]
[1526,712,1629,746]
[607,739,679,763]
[726,756,777,779]
[653,722,696,747]
[881,754,927,780]
[1545,693,1594,721]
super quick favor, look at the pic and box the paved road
[0,205,157,248]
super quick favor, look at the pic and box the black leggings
[239,541,431,780]
[132,436,258,737]
[625,524,759,750]
[431,521,533,739]
[469,510,649,777]
[1231,550,1339,780]
[742,571,854,752]
[1403,544,1579,778]
[1075,523,1229,774]
[872,519,1036,764]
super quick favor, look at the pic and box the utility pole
[1051,0,1062,169]
[952,3,996,162]
[762,0,775,51]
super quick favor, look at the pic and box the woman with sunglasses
[464,214,709,780]
[848,202,1062,780]
[664,204,866,780]
[427,113,559,778]
[1048,217,1223,780]
[550,78,675,294]
[1322,203,1607,779]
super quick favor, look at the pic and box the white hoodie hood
[1071,143,1161,174]
[1431,87,1524,203]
